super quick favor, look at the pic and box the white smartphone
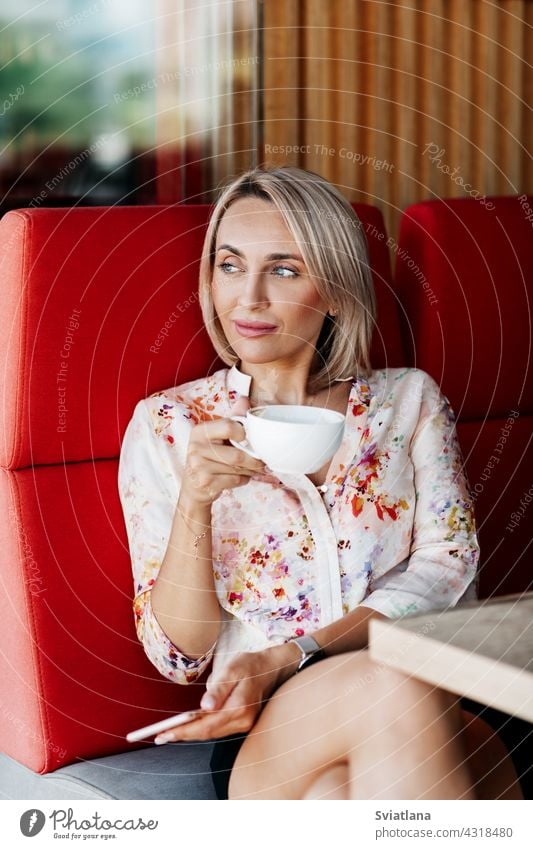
[126,709,207,743]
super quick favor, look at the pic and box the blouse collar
[227,362,252,397]
[226,361,360,399]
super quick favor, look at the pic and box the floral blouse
[118,363,479,685]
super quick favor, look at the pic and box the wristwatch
[289,635,326,673]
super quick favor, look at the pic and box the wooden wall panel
[155,0,258,202]
[261,0,533,244]
[262,2,300,156]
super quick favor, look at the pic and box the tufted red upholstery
[395,197,533,598]
[0,202,398,773]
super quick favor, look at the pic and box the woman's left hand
[153,642,298,744]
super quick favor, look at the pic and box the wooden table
[368,592,533,723]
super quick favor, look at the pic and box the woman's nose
[237,269,269,306]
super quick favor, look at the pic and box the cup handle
[229,414,261,459]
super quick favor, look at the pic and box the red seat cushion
[0,462,207,772]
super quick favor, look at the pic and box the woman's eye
[272,265,299,278]
[216,261,299,278]
[217,261,241,274]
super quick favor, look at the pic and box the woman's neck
[239,366,352,412]
[241,361,314,406]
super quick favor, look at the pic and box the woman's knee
[335,654,469,744]
[227,652,383,798]
[271,649,410,732]
[302,762,350,799]
[276,649,460,721]
[280,648,392,691]
[318,650,423,712]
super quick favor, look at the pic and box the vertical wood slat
[477,0,500,195]
[499,0,527,193]
[262,1,300,165]
[524,1,533,187]
[359,2,373,201]
[303,0,336,179]
[394,0,419,215]
[262,0,533,244]
[231,0,254,178]
[333,0,366,200]
[421,0,446,199]
[369,1,394,205]
[448,0,473,190]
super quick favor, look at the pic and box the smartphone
[126,709,207,742]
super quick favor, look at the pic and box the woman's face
[211,196,330,370]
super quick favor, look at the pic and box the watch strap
[289,635,326,673]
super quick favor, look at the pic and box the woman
[118,165,523,800]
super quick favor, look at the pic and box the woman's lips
[233,321,278,337]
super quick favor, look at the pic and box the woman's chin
[231,338,283,359]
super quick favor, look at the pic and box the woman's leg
[228,649,472,799]
[302,762,350,799]
[459,710,523,800]
[227,650,521,800]
[301,710,524,800]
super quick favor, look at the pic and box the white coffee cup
[229,404,345,474]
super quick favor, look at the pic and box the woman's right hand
[180,396,268,506]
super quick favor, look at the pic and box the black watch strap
[290,635,326,673]
[297,647,326,672]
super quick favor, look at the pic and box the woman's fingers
[153,695,257,743]
[153,706,249,743]
[187,460,255,480]
[191,415,248,446]
[200,667,241,711]
[180,397,264,504]
[190,445,266,477]
[180,472,249,505]
[154,716,221,744]
[153,654,273,744]
[202,660,264,716]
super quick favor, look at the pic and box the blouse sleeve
[118,396,216,683]
[359,373,480,619]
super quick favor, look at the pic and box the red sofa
[0,202,402,797]
[0,198,530,798]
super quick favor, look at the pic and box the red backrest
[353,204,405,368]
[0,205,219,773]
[0,202,399,773]
[395,197,533,598]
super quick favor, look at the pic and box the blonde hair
[198,165,376,394]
